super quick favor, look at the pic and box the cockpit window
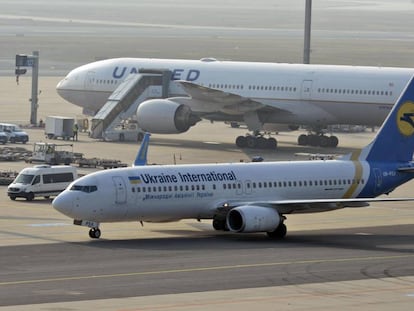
[15,174,34,184]
[70,185,98,193]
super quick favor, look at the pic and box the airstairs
[90,70,171,139]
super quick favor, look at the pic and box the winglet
[133,132,151,166]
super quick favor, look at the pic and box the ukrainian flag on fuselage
[128,176,142,184]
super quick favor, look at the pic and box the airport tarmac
[0,75,414,310]
[1,1,414,309]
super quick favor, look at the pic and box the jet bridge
[90,70,171,139]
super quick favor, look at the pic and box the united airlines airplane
[52,76,414,239]
[56,57,414,148]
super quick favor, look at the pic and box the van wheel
[44,196,50,199]
[26,193,34,201]
[10,196,16,201]
[10,137,15,143]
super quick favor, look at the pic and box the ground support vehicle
[7,165,77,201]
[0,123,29,144]
[45,116,75,140]
[27,142,81,165]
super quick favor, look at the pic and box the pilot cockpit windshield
[70,184,98,193]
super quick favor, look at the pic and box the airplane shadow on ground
[141,136,360,162]
[71,224,414,255]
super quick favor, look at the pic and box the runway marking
[28,223,69,227]
[1,254,413,286]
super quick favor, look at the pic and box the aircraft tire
[267,223,287,239]
[256,137,268,149]
[329,136,339,148]
[212,218,226,231]
[267,137,277,149]
[89,228,101,239]
[298,134,308,146]
[235,136,247,148]
[246,136,257,148]
[308,135,320,147]
[319,135,330,147]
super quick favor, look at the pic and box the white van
[7,165,77,201]
[0,123,29,144]
[0,131,7,144]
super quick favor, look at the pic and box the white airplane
[52,76,414,239]
[56,57,414,149]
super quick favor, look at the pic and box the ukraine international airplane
[52,76,414,239]
[56,58,414,149]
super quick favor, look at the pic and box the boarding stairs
[90,69,171,139]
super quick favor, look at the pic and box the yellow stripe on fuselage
[342,150,363,198]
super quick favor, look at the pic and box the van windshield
[15,174,34,184]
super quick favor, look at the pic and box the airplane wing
[216,197,414,215]
[176,81,331,124]
[176,81,269,113]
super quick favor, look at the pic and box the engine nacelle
[226,205,281,233]
[137,99,200,134]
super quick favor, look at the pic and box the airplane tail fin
[133,132,151,166]
[356,76,414,163]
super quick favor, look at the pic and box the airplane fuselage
[54,160,408,223]
[57,58,414,126]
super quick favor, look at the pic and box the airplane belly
[310,101,391,126]
[132,194,208,222]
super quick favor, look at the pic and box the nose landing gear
[89,227,101,239]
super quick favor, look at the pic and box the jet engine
[226,205,281,233]
[137,99,201,134]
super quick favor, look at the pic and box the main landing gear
[266,222,287,239]
[235,133,277,149]
[297,133,338,148]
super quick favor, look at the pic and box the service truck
[45,116,74,140]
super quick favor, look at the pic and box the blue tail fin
[358,76,414,163]
[133,132,151,166]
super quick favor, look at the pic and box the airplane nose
[56,78,69,99]
[52,192,74,217]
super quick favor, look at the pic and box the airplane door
[112,176,127,204]
[301,80,313,100]
[84,71,96,90]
